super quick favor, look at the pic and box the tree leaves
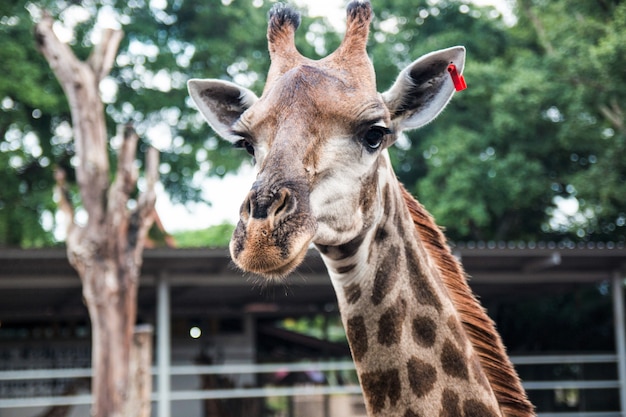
[386,0,626,242]
[2,0,624,245]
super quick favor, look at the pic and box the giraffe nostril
[273,189,292,218]
[242,187,296,222]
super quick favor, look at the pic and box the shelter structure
[0,243,624,416]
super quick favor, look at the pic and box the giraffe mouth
[229,217,316,280]
[243,240,310,279]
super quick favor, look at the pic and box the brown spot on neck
[346,315,368,362]
[407,357,437,398]
[406,251,443,312]
[344,282,362,304]
[316,232,365,261]
[463,399,499,417]
[441,339,470,380]
[360,368,402,414]
[412,315,438,348]
[440,389,461,417]
[377,298,407,346]
[371,244,401,305]
[374,224,390,243]
[359,166,378,217]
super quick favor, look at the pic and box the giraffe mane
[400,185,535,417]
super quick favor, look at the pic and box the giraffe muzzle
[229,181,317,279]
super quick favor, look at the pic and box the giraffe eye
[361,126,391,151]
[234,139,255,157]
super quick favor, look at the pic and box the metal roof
[0,245,624,323]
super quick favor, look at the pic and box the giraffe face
[188,1,464,278]
[247,65,388,245]
[208,63,389,278]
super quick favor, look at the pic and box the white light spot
[147,121,173,151]
[379,16,400,34]
[95,5,121,31]
[190,327,202,339]
[52,21,74,43]
[100,77,119,103]
[1,96,14,110]
[152,69,172,92]
[75,208,88,227]
[150,0,167,10]
[41,210,54,232]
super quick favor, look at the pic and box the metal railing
[0,354,622,416]
[511,354,621,391]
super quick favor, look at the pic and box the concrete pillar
[157,272,171,417]
[612,271,626,416]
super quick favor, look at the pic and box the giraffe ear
[382,46,465,131]
[187,79,258,142]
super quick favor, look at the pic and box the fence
[0,354,623,416]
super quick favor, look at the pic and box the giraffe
[188,1,535,416]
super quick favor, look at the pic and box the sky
[296,0,515,28]
[157,0,515,232]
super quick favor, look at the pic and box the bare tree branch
[108,125,140,220]
[53,167,76,237]
[132,146,160,252]
[106,125,141,256]
[141,146,160,210]
[35,13,110,229]
[34,12,82,88]
[599,99,625,134]
[88,28,124,83]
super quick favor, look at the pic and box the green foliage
[537,0,626,240]
[377,0,626,242]
[0,0,271,245]
[1,0,625,246]
[511,0,626,241]
[172,222,235,248]
[279,314,347,344]
[0,0,63,247]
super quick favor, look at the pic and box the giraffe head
[188,1,465,278]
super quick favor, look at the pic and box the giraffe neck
[316,155,502,417]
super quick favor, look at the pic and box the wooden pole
[125,325,154,417]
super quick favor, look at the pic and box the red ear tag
[447,63,467,92]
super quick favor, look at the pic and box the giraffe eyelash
[233,138,256,157]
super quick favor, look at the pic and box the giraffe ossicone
[188,1,535,416]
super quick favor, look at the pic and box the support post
[157,272,171,417]
[125,325,154,417]
[612,270,626,416]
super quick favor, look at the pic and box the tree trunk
[82,264,138,416]
[125,325,154,417]
[35,11,158,417]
